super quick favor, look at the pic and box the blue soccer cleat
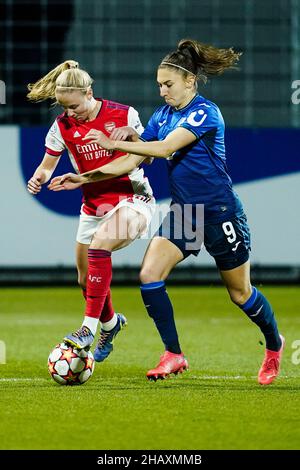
[94,313,127,362]
[64,325,94,350]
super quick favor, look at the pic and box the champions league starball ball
[48,342,95,385]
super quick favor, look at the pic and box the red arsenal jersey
[45,99,153,216]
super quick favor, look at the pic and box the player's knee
[228,287,252,306]
[90,235,112,251]
[139,266,161,284]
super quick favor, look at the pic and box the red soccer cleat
[146,351,189,381]
[258,334,285,385]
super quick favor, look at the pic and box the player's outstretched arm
[82,127,197,158]
[48,153,146,191]
[47,173,85,191]
[27,153,61,195]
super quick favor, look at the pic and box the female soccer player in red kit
[27,60,155,361]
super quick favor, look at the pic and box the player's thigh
[91,206,147,251]
[140,236,184,282]
[205,214,251,271]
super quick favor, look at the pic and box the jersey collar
[173,94,199,113]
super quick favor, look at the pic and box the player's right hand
[110,126,140,142]
[27,176,42,195]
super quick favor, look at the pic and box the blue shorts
[157,208,251,271]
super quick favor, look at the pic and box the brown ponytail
[160,38,242,83]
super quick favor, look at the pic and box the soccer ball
[48,342,95,386]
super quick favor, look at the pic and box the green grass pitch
[0,285,299,450]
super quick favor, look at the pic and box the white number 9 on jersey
[222,221,237,243]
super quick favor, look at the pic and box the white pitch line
[0,319,69,325]
[193,375,250,379]
[0,376,251,382]
[0,375,295,383]
[188,375,293,379]
[0,378,48,382]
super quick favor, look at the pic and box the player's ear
[186,76,196,89]
[86,87,93,100]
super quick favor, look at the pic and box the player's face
[56,90,93,121]
[157,68,196,109]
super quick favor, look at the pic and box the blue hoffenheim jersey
[141,94,243,224]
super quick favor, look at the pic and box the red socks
[100,289,115,323]
[85,249,112,320]
[82,287,114,323]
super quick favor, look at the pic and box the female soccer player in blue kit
[49,39,285,385]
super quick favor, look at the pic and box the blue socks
[239,287,281,351]
[140,281,181,354]
[141,282,281,353]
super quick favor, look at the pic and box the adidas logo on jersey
[73,130,81,138]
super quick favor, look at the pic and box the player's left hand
[48,173,85,191]
[82,129,115,150]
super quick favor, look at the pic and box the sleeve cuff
[179,124,200,140]
[45,147,62,157]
